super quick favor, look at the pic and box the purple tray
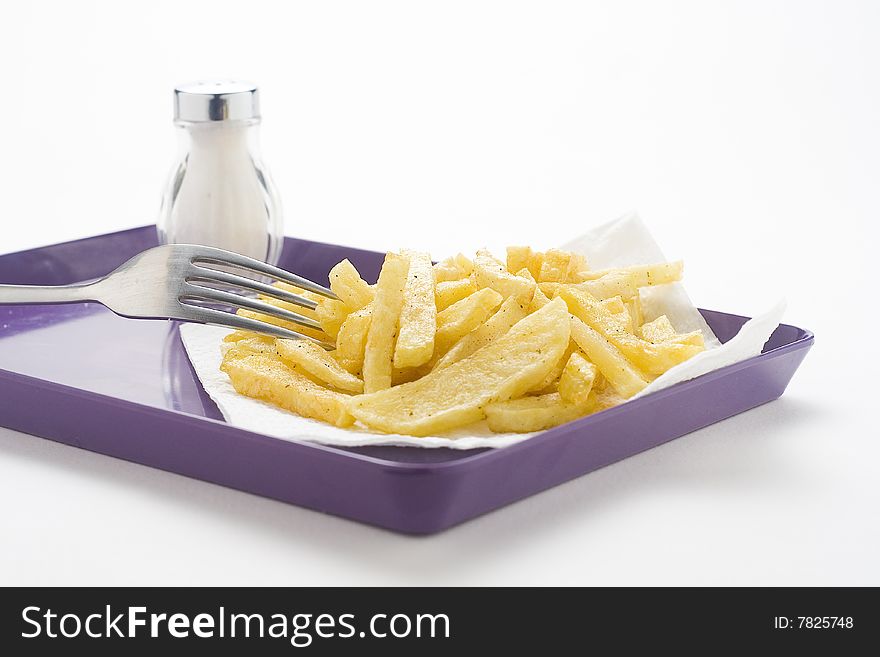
[0,227,813,534]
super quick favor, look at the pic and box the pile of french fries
[220,247,705,436]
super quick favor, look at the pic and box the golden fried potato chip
[335,304,372,374]
[565,253,588,282]
[236,302,331,344]
[220,243,702,437]
[485,392,591,433]
[328,259,374,310]
[276,338,364,393]
[527,250,545,279]
[558,351,598,404]
[259,282,323,322]
[521,269,552,312]
[580,273,638,301]
[538,248,575,283]
[362,253,409,393]
[435,279,477,311]
[222,351,355,427]
[472,249,535,299]
[626,297,643,331]
[528,340,576,394]
[506,246,534,275]
[224,330,261,343]
[578,261,683,287]
[638,315,703,347]
[434,290,532,370]
[640,315,677,343]
[315,298,350,339]
[221,335,275,354]
[599,296,626,315]
[562,286,703,376]
[433,256,470,283]
[454,253,474,276]
[568,315,648,398]
[348,297,571,435]
[434,287,504,356]
[604,304,634,335]
[671,331,706,348]
[393,250,436,369]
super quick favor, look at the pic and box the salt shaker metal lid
[173,81,260,122]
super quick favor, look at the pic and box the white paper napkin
[179,212,784,449]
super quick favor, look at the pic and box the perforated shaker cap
[173,80,260,122]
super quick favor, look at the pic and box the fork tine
[180,305,334,349]
[189,248,337,300]
[185,269,319,310]
[181,287,324,332]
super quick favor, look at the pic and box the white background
[0,0,876,585]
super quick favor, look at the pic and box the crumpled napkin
[179,212,784,449]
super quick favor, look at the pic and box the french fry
[671,331,706,348]
[626,296,643,331]
[640,315,677,343]
[506,246,534,275]
[607,305,634,335]
[335,304,371,374]
[362,253,409,393]
[221,350,355,427]
[577,261,683,287]
[517,267,536,283]
[523,269,552,312]
[579,273,638,301]
[562,286,703,376]
[435,279,477,311]
[472,249,535,299]
[276,338,364,393]
[558,352,598,404]
[528,340,576,393]
[433,256,469,283]
[537,282,560,298]
[259,281,323,312]
[522,257,566,391]
[593,298,634,335]
[434,287,504,356]
[224,330,260,343]
[527,250,545,279]
[393,250,437,369]
[221,335,275,354]
[315,298,350,339]
[568,315,648,398]
[565,253,588,282]
[639,316,705,348]
[255,283,323,325]
[538,248,573,283]
[485,392,592,433]
[599,296,626,314]
[328,259,374,310]
[348,298,571,436]
[433,291,532,370]
[454,253,474,276]
[220,244,702,437]
[486,377,627,433]
[538,279,630,302]
[391,366,431,386]
[616,260,683,287]
[236,302,332,343]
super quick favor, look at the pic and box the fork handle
[0,283,98,305]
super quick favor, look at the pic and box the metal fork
[0,244,337,347]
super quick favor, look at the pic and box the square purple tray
[0,227,813,534]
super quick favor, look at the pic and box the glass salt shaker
[157,81,283,265]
